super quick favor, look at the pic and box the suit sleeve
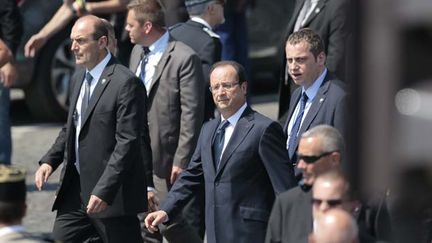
[172,53,205,168]
[39,125,67,171]
[265,195,284,243]
[91,77,146,203]
[140,85,154,188]
[333,92,348,139]
[259,122,296,193]
[325,0,349,77]
[161,127,205,218]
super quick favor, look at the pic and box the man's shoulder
[278,186,306,202]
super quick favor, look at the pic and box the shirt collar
[190,16,212,29]
[302,68,327,100]
[148,31,169,53]
[220,103,247,127]
[0,225,25,237]
[87,52,112,83]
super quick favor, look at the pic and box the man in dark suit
[170,0,224,121]
[278,0,349,118]
[281,28,347,167]
[265,125,344,243]
[35,15,150,243]
[144,61,296,243]
[126,0,205,241]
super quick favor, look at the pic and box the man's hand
[86,195,108,214]
[147,190,159,212]
[144,210,168,233]
[34,163,53,191]
[0,63,17,88]
[170,165,183,184]
[24,33,48,58]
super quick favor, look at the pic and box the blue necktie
[213,120,230,170]
[139,47,150,81]
[81,72,93,118]
[288,92,308,161]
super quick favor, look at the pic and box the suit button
[215,182,219,186]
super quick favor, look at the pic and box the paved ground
[11,93,278,234]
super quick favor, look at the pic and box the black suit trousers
[52,168,142,243]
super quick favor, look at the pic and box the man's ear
[143,21,152,34]
[317,51,326,66]
[98,36,108,50]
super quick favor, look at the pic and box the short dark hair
[287,28,325,58]
[127,0,165,27]
[91,17,109,41]
[210,60,247,84]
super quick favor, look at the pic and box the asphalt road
[10,91,278,234]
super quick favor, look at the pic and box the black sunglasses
[311,198,343,207]
[296,151,335,164]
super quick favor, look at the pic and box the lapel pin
[315,8,320,13]
[101,78,107,84]
[320,98,324,103]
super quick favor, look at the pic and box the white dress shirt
[286,68,327,151]
[74,52,112,173]
[135,31,169,93]
[218,103,248,160]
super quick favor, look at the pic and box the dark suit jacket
[265,187,378,243]
[40,56,151,218]
[283,72,347,161]
[278,0,349,118]
[129,36,205,178]
[266,187,312,243]
[161,106,296,243]
[170,20,221,120]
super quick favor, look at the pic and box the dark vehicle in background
[13,0,293,121]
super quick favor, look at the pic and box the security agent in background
[170,0,225,121]
[0,165,50,242]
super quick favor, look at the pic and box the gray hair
[301,125,345,156]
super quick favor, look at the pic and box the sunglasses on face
[296,151,335,164]
[311,198,343,207]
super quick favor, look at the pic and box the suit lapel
[283,90,301,134]
[216,107,254,177]
[130,45,142,74]
[148,39,174,93]
[206,118,221,177]
[69,69,86,120]
[303,0,327,27]
[80,59,114,127]
[286,0,306,34]
[297,75,331,138]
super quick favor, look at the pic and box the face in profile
[125,9,146,45]
[70,17,107,69]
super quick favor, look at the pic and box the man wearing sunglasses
[265,125,344,243]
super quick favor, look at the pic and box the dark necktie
[288,92,308,161]
[213,120,230,170]
[81,72,93,118]
[139,46,151,81]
